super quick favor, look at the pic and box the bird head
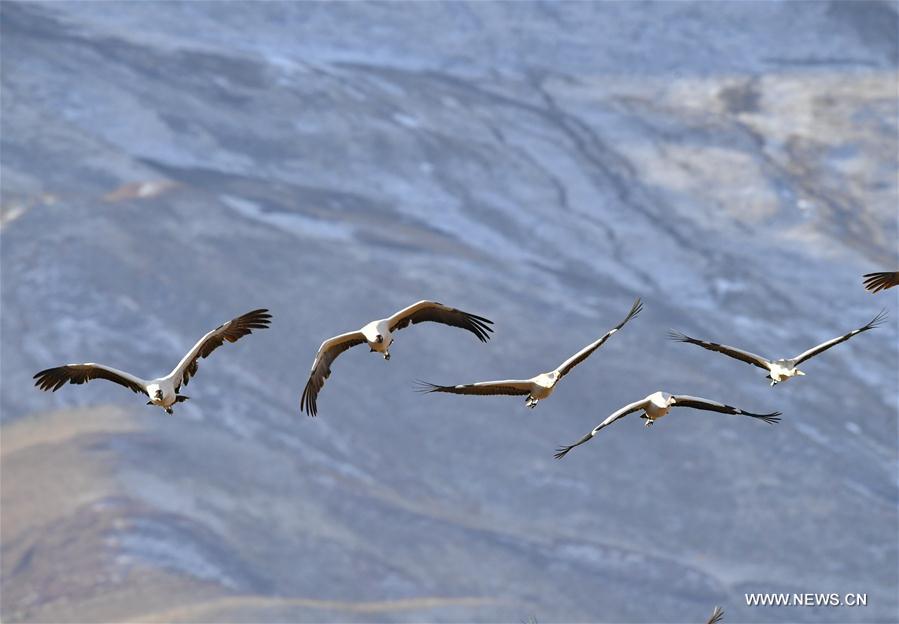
[375,334,384,344]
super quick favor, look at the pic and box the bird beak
[797,371,805,376]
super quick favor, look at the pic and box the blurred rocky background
[1,2,897,622]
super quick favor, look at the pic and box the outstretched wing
[668,330,771,371]
[863,271,899,293]
[554,398,649,459]
[791,309,887,365]
[170,309,272,390]
[415,379,532,396]
[33,363,148,396]
[555,298,643,379]
[301,331,367,416]
[671,395,781,424]
[388,300,493,342]
[706,606,725,624]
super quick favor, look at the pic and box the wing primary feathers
[33,364,147,395]
[556,399,649,458]
[863,271,899,293]
[413,380,443,393]
[706,606,725,624]
[300,381,318,417]
[414,379,532,396]
[791,309,887,365]
[300,331,367,417]
[673,396,781,423]
[554,432,594,460]
[667,329,771,370]
[619,297,643,328]
[389,302,494,342]
[555,298,643,377]
[862,308,888,330]
[745,411,781,424]
[176,308,272,389]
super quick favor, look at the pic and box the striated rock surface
[1,2,896,622]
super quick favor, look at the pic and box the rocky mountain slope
[2,2,897,622]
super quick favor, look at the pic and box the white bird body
[301,301,494,416]
[643,391,674,422]
[419,299,642,409]
[767,359,805,383]
[503,372,560,406]
[34,309,272,414]
[530,372,559,398]
[145,380,175,408]
[361,319,395,356]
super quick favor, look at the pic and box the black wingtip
[749,411,781,424]
[466,311,495,326]
[554,445,574,460]
[464,313,494,342]
[668,329,689,342]
[862,272,899,293]
[300,387,317,417]
[630,297,644,318]
[707,606,724,624]
[616,297,643,329]
[243,308,273,329]
[33,368,61,391]
[865,308,888,330]
[413,380,441,393]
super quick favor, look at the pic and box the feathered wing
[415,379,533,396]
[300,331,367,416]
[705,606,725,624]
[863,271,899,293]
[169,309,272,390]
[554,398,649,459]
[671,395,781,424]
[554,298,643,379]
[791,309,887,365]
[33,363,148,396]
[388,300,493,342]
[668,330,771,371]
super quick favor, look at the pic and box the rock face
[1,2,896,622]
